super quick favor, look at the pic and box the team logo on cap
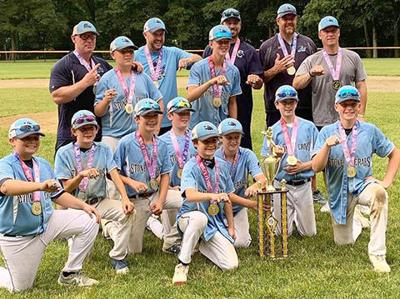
[204,124,214,131]
[228,121,237,127]
[83,23,91,28]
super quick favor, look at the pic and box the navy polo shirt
[49,52,112,149]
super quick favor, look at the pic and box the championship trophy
[257,127,289,258]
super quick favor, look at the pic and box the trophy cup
[260,127,279,192]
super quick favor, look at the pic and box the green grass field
[0,78,399,298]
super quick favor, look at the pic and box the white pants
[233,208,252,248]
[331,183,388,256]
[0,209,98,293]
[273,181,316,237]
[146,209,179,240]
[177,211,238,271]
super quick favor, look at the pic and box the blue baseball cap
[335,85,360,104]
[110,36,137,52]
[134,98,163,116]
[318,16,340,31]
[72,21,99,36]
[167,97,195,113]
[9,118,45,139]
[218,118,243,135]
[209,25,232,41]
[71,110,98,129]
[221,8,241,24]
[277,4,297,18]
[275,85,299,102]
[192,121,219,141]
[143,17,166,33]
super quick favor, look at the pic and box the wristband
[309,71,315,78]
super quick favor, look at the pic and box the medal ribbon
[73,143,96,191]
[338,121,358,167]
[136,131,158,180]
[225,38,240,64]
[73,50,95,72]
[280,117,299,157]
[277,33,298,59]
[114,69,136,106]
[322,48,343,81]
[170,130,190,169]
[208,56,226,98]
[16,154,40,202]
[196,155,220,193]
[144,46,163,82]
[222,148,240,177]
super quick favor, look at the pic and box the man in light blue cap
[135,17,202,135]
[312,85,400,273]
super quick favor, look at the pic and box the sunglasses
[77,33,97,41]
[117,48,134,54]
[14,124,41,134]
[277,89,297,98]
[73,115,96,125]
[222,9,240,18]
[337,90,359,99]
[170,100,191,111]
[138,102,161,113]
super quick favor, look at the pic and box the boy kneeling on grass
[173,121,238,286]
[0,118,100,293]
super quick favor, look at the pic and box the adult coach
[50,21,112,151]
[203,8,263,149]
[135,17,202,135]
[259,3,317,127]
[293,16,367,129]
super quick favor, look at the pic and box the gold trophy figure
[260,127,280,192]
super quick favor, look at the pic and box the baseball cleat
[172,263,189,285]
[58,271,99,287]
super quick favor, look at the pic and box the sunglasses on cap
[137,101,161,113]
[337,89,359,99]
[277,89,297,98]
[222,9,240,18]
[214,28,231,39]
[13,124,41,134]
[73,115,96,125]
[173,100,191,109]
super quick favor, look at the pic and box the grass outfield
[0,58,400,79]
[0,87,399,298]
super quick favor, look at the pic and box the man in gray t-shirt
[293,16,367,128]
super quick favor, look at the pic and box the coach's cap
[192,122,219,141]
[335,85,360,104]
[277,4,297,18]
[218,118,244,135]
[134,98,163,116]
[209,25,232,41]
[71,110,98,129]
[110,36,137,52]
[143,17,166,33]
[167,97,195,113]
[318,16,340,31]
[275,85,299,102]
[72,21,99,36]
[9,118,45,139]
[221,8,241,24]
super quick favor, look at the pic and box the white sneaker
[369,254,391,273]
[172,263,189,285]
[58,271,99,287]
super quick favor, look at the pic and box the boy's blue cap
[275,85,299,102]
[209,25,232,41]
[143,18,167,33]
[9,118,45,139]
[277,4,297,18]
[192,121,219,141]
[318,16,339,31]
[110,36,137,52]
[220,8,241,24]
[167,97,195,113]
[335,85,360,104]
[134,98,163,116]
[218,118,244,135]
[72,21,99,36]
[71,110,98,129]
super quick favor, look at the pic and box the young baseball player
[172,121,238,286]
[0,118,100,293]
[312,85,400,273]
[94,36,162,151]
[215,118,265,247]
[114,98,182,254]
[54,110,135,274]
[187,25,241,128]
[261,85,318,237]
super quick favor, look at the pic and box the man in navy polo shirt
[203,8,263,150]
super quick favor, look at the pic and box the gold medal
[153,80,159,88]
[177,168,183,178]
[31,202,42,216]
[332,80,341,90]
[287,66,296,75]
[208,202,220,216]
[125,103,133,114]
[149,179,159,190]
[347,166,357,178]
[287,155,298,166]
[213,97,222,108]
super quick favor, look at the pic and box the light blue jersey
[159,130,197,187]
[135,46,191,128]
[95,69,162,138]
[178,156,235,243]
[215,147,262,214]
[313,121,394,224]
[187,58,242,128]
[54,142,117,202]
[114,133,172,197]
[0,154,63,236]
[261,117,318,181]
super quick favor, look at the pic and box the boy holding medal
[114,99,182,254]
[261,85,318,237]
[55,110,135,274]
[187,25,241,128]
[0,118,100,292]
[312,85,400,273]
[172,121,238,285]
[95,36,162,151]
[215,118,266,247]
